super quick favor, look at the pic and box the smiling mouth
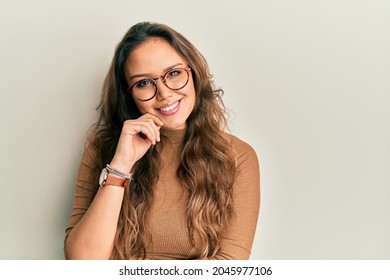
[159,100,180,112]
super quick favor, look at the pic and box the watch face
[99,168,108,185]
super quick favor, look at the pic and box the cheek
[188,85,197,108]
[189,91,196,109]
[133,101,150,114]
[186,81,196,101]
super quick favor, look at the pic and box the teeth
[160,101,179,112]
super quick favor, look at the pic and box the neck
[160,127,186,145]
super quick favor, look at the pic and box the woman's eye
[167,69,181,77]
[135,79,152,88]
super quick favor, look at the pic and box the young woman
[64,22,260,260]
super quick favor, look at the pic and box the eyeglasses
[127,67,192,101]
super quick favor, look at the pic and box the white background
[0,0,389,259]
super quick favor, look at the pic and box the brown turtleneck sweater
[65,128,260,259]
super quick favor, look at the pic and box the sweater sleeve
[208,135,261,260]
[64,145,99,253]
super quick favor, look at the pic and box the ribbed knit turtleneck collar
[160,127,186,146]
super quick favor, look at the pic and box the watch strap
[102,173,129,188]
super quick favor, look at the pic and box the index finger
[139,113,164,127]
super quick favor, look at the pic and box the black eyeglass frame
[127,67,192,101]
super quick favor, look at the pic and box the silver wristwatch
[98,164,133,188]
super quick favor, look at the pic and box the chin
[163,120,186,130]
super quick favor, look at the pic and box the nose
[155,78,172,101]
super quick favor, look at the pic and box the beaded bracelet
[106,164,133,180]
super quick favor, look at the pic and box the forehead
[124,38,186,77]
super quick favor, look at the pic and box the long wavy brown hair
[87,22,236,259]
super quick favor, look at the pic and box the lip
[157,99,181,116]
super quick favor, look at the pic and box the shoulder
[223,132,260,200]
[223,132,260,177]
[224,132,259,164]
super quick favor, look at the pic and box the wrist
[109,159,135,174]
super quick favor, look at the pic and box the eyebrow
[129,63,184,80]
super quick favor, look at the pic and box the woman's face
[124,38,196,130]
